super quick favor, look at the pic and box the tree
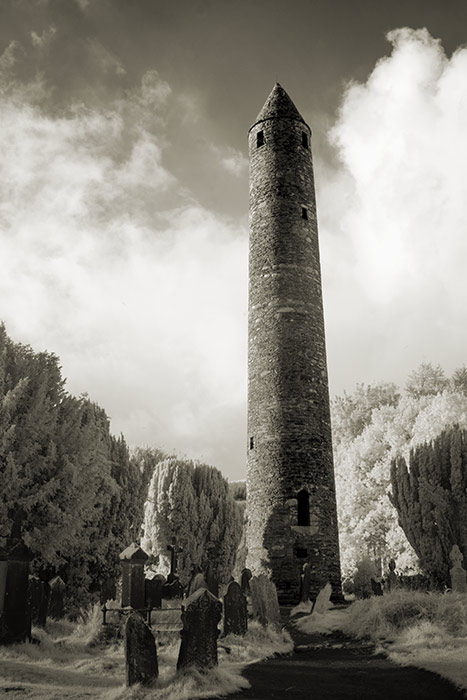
[405,363,448,399]
[0,324,149,609]
[332,369,467,581]
[141,457,243,586]
[390,425,467,587]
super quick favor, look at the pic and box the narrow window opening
[295,547,308,558]
[256,130,264,148]
[301,206,308,220]
[301,131,309,149]
[249,436,254,450]
[297,489,310,526]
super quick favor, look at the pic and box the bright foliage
[0,324,146,608]
[141,456,244,586]
[332,363,467,581]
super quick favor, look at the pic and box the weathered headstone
[124,612,158,687]
[371,578,383,596]
[120,543,148,609]
[28,575,48,627]
[1,539,33,644]
[100,576,117,605]
[385,559,398,593]
[161,574,184,602]
[299,563,312,603]
[0,541,9,616]
[240,568,252,596]
[311,582,332,614]
[205,562,219,598]
[145,572,165,609]
[249,574,280,627]
[177,588,222,671]
[223,581,247,636]
[450,544,467,593]
[187,570,208,597]
[48,576,66,618]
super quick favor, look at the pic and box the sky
[1,0,467,481]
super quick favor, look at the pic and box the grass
[0,607,292,700]
[339,591,467,694]
[342,590,467,641]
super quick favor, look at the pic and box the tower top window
[256,130,264,148]
[301,132,309,149]
[301,206,308,220]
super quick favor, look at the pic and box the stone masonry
[246,84,342,603]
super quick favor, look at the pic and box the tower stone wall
[246,84,342,603]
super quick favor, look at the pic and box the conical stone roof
[251,83,306,128]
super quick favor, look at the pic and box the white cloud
[0,49,248,478]
[30,25,57,50]
[320,27,467,395]
[216,146,248,177]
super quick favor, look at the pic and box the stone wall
[246,86,342,603]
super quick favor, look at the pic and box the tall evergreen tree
[0,325,149,608]
[142,457,243,586]
[390,424,467,587]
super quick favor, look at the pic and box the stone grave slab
[125,612,158,686]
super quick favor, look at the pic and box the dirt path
[226,611,466,700]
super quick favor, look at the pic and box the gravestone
[161,574,184,603]
[100,576,117,604]
[124,612,158,686]
[1,539,33,644]
[311,582,332,614]
[240,568,252,596]
[28,575,48,627]
[223,581,247,636]
[299,563,312,603]
[48,576,66,618]
[371,578,383,596]
[249,574,280,627]
[0,542,9,615]
[120,543,148,609]
[177,587,222,671]
[145,572,165,609]
[187,570,208,597]
[385,559,398,593]
[205,562,219,598]
[450,544,467,593]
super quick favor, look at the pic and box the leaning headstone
[299,563,312,603]
[177,588,222,671]
[28,575,48,627]
[240,568,252,596]
[187,571,208,597]
[1,539,33,644]
[450,544,467,593]
[223,581,247,636]
[250,574,280,627]
[205,562,219,598]
[48,576,66,618]
[120,543,148,609]
[124,612,158,687]
[311,582,332,615]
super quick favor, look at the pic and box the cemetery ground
[2,592,467,699]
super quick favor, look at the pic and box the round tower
[246,84,342,603]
